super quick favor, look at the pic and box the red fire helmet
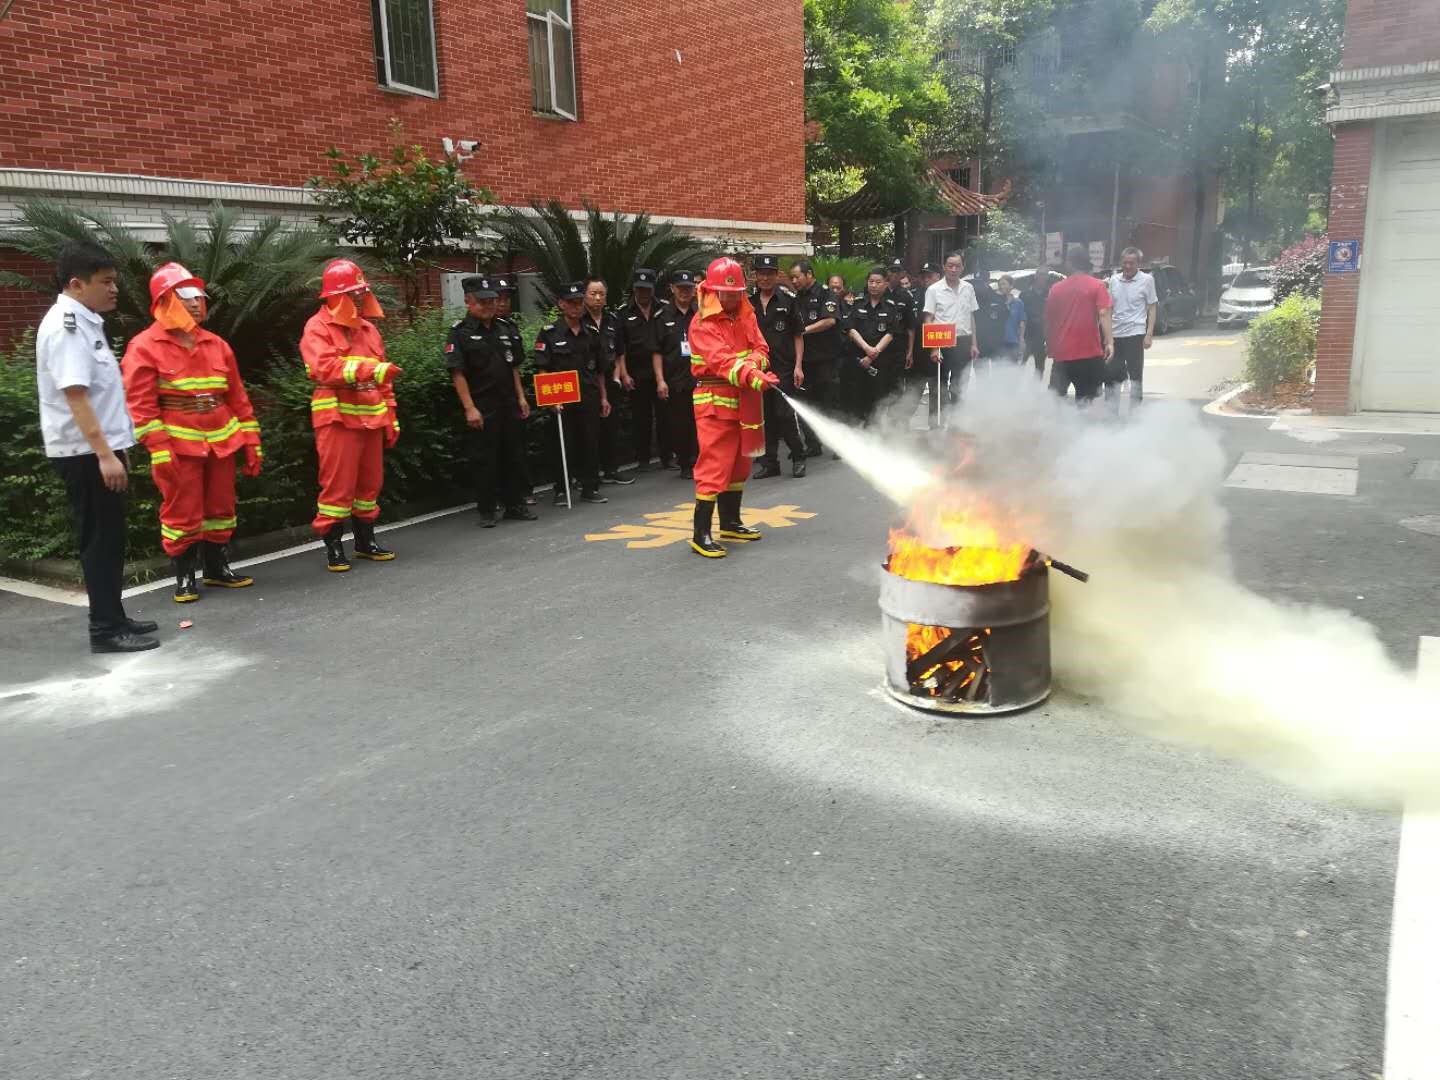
[704,257,747,293]
[148,262,205,305]
[319,258,371,298]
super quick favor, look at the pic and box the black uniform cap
[462,276,498,299]
[492,275,516,293]
[887,258,907,273]
[632,267,657,288]
[669,269,698,286]
[557,280,587,301]
[920,262,938,274]
[753,255,780,270]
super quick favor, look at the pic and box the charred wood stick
[1041,556,1089,583]
[907,634,968,683]
[938,661,981,700]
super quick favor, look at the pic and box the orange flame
[887,500,1031,586]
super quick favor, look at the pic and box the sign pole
[555,406,573,510]
[936,357,944,429]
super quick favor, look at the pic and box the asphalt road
[0,331,1415,1079]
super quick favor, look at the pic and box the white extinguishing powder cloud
[787,372,1440,810]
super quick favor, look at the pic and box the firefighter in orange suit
[300,259,404,572]
[688,257,780,558]
[123,263,262,603]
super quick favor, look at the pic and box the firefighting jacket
[688,296,770,419]
[122,323,260,465]
[299,306,399,440]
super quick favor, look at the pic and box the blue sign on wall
[1327,240,1359,273]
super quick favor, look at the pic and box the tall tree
[804,0,951,209]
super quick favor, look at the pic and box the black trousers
[468,407,528,512]
[1026,336,1047,376]
[1050,356,1106,402]
[761,376,806,464]
[661,379,698,468]
[52,451,131,639]
[796,357,836,452]
[927,338,973,423]
[549,394,602,494]
[1106,335,1146,387]
[600,377,625,473]
[628,376,667,465]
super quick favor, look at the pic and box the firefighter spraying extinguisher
[122,263,262,602]
[687,257,781,558]
[300,259,404,571]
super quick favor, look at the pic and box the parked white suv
[1217,267,1275,327]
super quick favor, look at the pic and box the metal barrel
[879,565,1052,716]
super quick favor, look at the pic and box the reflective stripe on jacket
[122,322,259,460]
[300,307,398,435]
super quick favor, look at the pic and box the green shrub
[0,332,76,559]
[790,255,875,293]
[1244,294,1320,394]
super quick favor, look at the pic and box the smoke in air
[785,376,1440,810]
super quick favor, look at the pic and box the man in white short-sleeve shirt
[1104,246,1158,408]
[36,243,159,653]
[921,250,980,425]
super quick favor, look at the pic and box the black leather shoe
[125,618,159,635]
[553,490,570,507]
[352,520,395,560]
[91,631,161,654]
[580,491,609,504]
[503,506,539,521]
[603,471,636,485]
[201,541,253,588]
[478,510,498,528]
[679,466,693,479]
[752,462,782,479]
[661,459,680,470]
[791,460,807,479]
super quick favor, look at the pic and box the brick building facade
[0,0,807,338]
[1315,0,1440,413]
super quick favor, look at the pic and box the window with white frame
[371,0,439,97]
[528,0,577,119]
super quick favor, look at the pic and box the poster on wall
[1088,241,1106,272]
[1045,232,1064,266]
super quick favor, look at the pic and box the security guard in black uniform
[445,277,536,527]
[492,273,536,504]
[841,266,907,423]
[653,269,700,479]
[616,267,669,472]
[582,278,633,486]
[533,281,610,506]
[792,259,841,458]
[749,255,806,479]
[886,258,918,365]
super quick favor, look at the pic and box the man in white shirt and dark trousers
[922,251,980,427]
[1104,247,1158,410]
[36,243,159,653]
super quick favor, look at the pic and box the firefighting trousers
[312,424,385,535]
[693,415,751,500]
[155,451,238,557]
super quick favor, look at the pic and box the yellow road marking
[585,503,817,549]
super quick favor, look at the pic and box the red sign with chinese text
[534,370,582,407]
[921,323,957,349]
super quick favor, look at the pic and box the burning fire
[905,624,991,700]
[886,502,1031,587]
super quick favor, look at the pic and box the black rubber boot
[791,457,807,479]
[201,541,253,588]
[690,498,725,558]
[752,460,781,479]
[352,519,395,561]
[324,525,350,573]
[173,547,200,603]
[717,490,761,542]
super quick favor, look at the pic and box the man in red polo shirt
[1044,244,1114,404]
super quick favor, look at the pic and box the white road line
[0,500,481,606]
[1384,635,1440,1080]
[0,575,86,607]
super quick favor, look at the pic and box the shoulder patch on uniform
[451,319,464,329]
[62,312,76,332]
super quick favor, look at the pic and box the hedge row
[0,308,562,562]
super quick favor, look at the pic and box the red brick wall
[1313,124,1374,414]
[0,253,53,349]
[1,1,804,226]
[1341,0,1440,70]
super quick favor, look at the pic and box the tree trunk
[980,55,995,193]
[838,221,853,257]
[893,214,907,260]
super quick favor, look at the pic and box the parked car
[1147,264,1198,334]
[1217,266,1275,327]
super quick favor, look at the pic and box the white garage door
[1358,118,1440,411]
